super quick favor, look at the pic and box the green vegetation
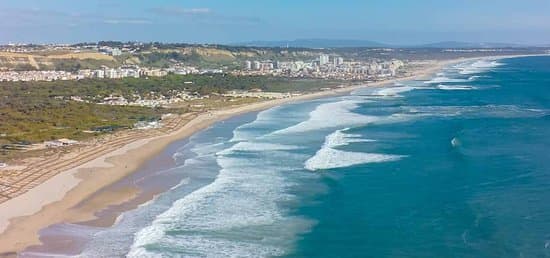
[0,74,339,150]
[0,102,162,144]
[50,58,119,71]
[137,50,237,69]
[137,51,199,68]
[1,74,337,103]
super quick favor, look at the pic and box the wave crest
[305,129,404,171]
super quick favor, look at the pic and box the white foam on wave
[325,129,376,147]
[128,126,313,257]
[357,81,428,98]
[458,59,503,75]
[451,137,461,147]
[305,148,403,171]
[172,134,228,164]
[305,129,404,171]
[424,76,468,84]
[436,84,477,90]
[169,177,190,191]
[230,105,306,142]
[216,141,302,155]
[128,161,301,257]
[425,59,501,84]
[372,85,418,97]
[272,99,377,135]
[188,142,226,157]
[273,98,430,136]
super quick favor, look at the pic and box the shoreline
[0,55,536,255]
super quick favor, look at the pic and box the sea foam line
[128,122,313,257]
[436,84,477,90]
[305,129,405,171]
[458,59,503,75]
[271,99,377,135]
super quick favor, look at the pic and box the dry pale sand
[0,57,502,255]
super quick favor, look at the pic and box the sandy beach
[0,56,512,256]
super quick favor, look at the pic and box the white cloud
[149,7,211,16]
[103,19,152,25]
[184,8,211,14]
[147,6,263,25]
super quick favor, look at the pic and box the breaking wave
[305,129,404,171]
[457,59,503,75]
[424,76,468,84]
[272,99,377,134]
[436,84,477,90]
[128,109,316,257]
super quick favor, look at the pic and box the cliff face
[0,51,117,71]
[0,46,326,71]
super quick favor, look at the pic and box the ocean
[24,56,550,257]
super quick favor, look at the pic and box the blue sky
[1,0,549,44]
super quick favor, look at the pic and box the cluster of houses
[0,64,224,82]
[0,70,75,82]
[99,90,208,107]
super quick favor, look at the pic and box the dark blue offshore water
[289,56,550,258]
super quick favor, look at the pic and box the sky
[1,0,550,45]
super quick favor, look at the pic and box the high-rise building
[110,48,122,56]
[262,62,274,70]
[334,57,344,66]
[244,61,252,70]
[319,54,330,66]
[253,61,261,70]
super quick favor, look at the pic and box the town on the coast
[1,43,404,82]
[0,41,547,184]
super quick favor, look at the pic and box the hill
[235,39,389,48]
[0,51,117,71]
[415,41,527,48]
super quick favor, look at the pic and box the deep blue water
[289,56,550,258]
[27,56,550,258]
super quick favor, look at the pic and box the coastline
[0,55,530,255]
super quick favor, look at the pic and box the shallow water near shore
[24,56,550,257]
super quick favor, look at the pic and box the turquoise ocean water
[24,56,550,257]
